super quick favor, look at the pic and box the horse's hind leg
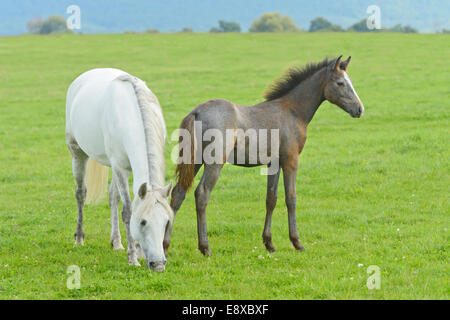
[165,164,203,256]
[195,164,223,256]
[67,136,88,246]
[262,169,281,252]
[109,177,124,250]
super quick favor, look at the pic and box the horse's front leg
[109,177,124,250]
[282,157,305,251]
[112,167,140,266]
[262,169,280,252]
[195,164,223,256]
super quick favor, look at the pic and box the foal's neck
[282,68,326,125]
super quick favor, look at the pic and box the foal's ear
[138,183,147,199]
[158,181,173,198]
[340,56,351,71]
[333,55,343,71]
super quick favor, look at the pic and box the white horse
[65,68,173,272]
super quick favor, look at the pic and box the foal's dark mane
[264,57,336,101]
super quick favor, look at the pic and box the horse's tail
[175,112,196,191]
[85,159,109,204]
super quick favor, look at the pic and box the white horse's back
[66,68,146,169]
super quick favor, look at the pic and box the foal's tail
[85,159,109,204]
[175,112,196,191]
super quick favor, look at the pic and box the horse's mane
[117,74,167,188]
[264,57,337,101]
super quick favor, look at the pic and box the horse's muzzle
[350,104,364,118]
[148,261,166,272]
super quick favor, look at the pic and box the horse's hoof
[112,243,125,250]
[129,260,141,267]
[73,241,84,247]
[199,247,212,257]
[263,240,276,252]
[74,238,84,247]
[292,240,305,251]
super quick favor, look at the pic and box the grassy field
[0,33,448,299]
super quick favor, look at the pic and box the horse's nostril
[148,261,165,270]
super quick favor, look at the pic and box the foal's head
[323,56,365,118]
[131,182,173,272]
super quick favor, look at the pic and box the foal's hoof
[199,247,212,257]
[263,241,276,253]
[292,239,305,251]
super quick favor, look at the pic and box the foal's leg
[165,164,202,256]
[109,177,124,250]
[262,169,281,252]
[67,138,88,246]
[111,167,140,266]
[195,164,223,256]
[282,157,305,251]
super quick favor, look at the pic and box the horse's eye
[140,220,147,226]
[337,81,345,86]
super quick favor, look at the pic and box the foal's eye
[337,81,345,86]
[140,220,147,226]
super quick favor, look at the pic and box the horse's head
[323,56,364,118]
[131,182,173,272]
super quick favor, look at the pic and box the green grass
[0,33,448,299]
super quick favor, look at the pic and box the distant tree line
[246,13,419,33]
[28,13,445,35]
[27,15,72,34]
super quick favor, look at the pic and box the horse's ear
[340,56,351,71]
[158,181,172,198]
[333,55,343,71]
[138,183,147,199]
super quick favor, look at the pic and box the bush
[209,20,241,33]
[181,27,193,33]
[27,15,72,34]
[145,28,160,33]
[249,12,301,32]
[348,19,372,32]
[389,24,418,33]
[209,27,221,33]
[309,17,343,32]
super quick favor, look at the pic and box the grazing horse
[167,56,364,256]
[66,68,173,271]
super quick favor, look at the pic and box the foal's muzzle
[349,104,364,118]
